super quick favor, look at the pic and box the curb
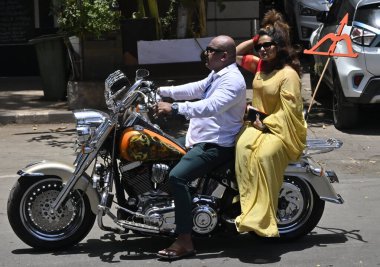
[0,110,74,125]
[0,89,255,125]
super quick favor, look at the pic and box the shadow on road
[11,228,357,264]
[14,128,76,150]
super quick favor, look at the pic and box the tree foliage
[53,0,121,38]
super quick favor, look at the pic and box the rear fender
[17,160,100,214]
[285,162,344,204]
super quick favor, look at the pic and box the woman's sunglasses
[254,41,276,52]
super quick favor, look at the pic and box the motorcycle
[7,69,344,250]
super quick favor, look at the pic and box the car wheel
[332,76,358,129]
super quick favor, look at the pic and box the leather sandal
[157,246,196,261]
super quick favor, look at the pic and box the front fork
[50,120,114,212]
[95,164,127,234]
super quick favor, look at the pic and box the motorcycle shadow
[11,227,353,264]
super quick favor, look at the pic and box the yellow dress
[235,66,307,237]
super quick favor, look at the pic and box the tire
[7,176,96,250]
[332,75,358,129]
[276,176,325,241]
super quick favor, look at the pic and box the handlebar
[104,69,157,114]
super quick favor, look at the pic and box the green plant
[160,0,178,39]
[53,0,121,39]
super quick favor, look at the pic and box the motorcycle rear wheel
[7,176,95,250]
[276,176,325,241]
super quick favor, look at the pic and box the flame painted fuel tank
[119,127,186,161]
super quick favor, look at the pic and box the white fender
[18,160,100,214]
[285,158,344,204]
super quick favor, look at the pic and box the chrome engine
[139,195,220,235]
[118,161,221,235]
[191,196,219,234]
[142,200,176,233]
[120,162,171,195]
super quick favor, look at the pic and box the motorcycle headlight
[74,110,110,145]
[76,125,92,145]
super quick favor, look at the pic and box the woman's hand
[253,114,268,132]
[236,34,259,56]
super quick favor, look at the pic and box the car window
[355,4,380,29]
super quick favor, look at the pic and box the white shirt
[159,63,246,148]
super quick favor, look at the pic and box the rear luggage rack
[305,138,343,155]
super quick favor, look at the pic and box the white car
[283,0,331,44]
[309,0,380,129]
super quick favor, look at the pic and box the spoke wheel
[8,177,95,250]
[276,176,325,241]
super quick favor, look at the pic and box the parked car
[283,0,331,44]
[309,0,380,129]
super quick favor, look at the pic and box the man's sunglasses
[254,41,276,52]
[205,46,226,54]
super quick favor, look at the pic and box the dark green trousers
[169,141,234,234]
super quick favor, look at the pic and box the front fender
[18,160,100,214]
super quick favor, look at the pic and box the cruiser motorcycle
[7,69,344,250]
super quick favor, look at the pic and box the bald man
[156,35,246,260]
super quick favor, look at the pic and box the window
[355,4,380,29]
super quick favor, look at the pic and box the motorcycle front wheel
[276,176,325,241]
[7,176,96,250]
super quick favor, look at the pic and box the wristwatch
[171,102,179,116]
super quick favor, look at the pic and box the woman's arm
[237,54,260,74]
[236,34,259,56]
[236,39,255,56]
[236,36,260,73]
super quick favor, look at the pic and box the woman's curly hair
[259,9,302,76]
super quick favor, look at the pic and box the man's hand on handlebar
[155,102,173,116]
